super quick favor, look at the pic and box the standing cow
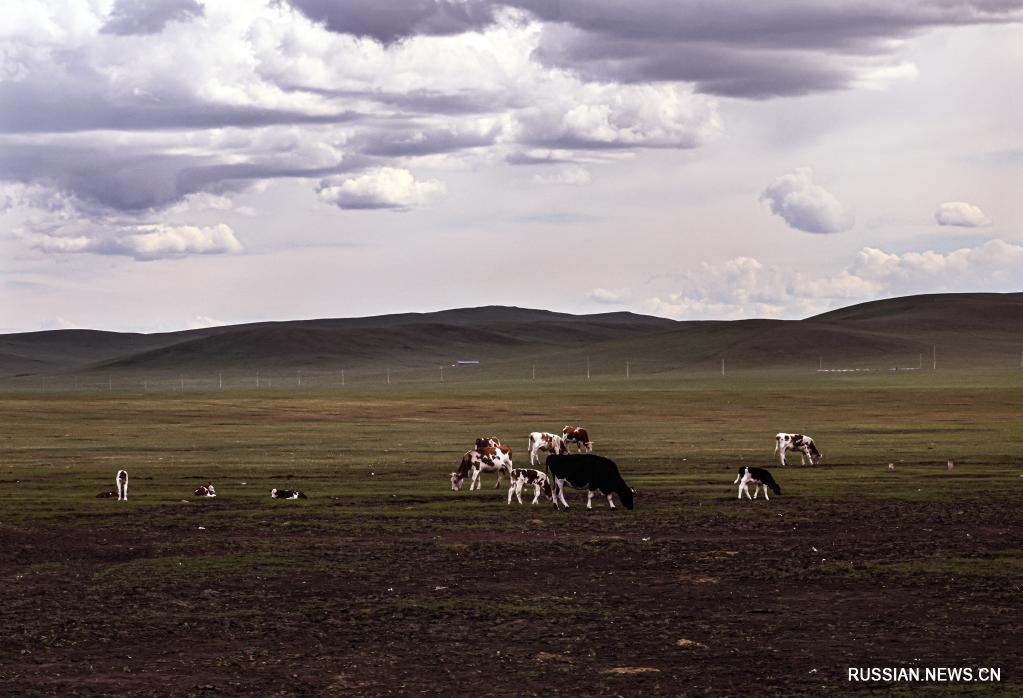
[528,432,569,466]
[562,425,593,453]
[774,433,823,466]
[451,445,514,491]
[734,466,782,501]
[545,454,635,511]
[116,470,129,501]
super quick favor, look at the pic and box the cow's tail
[773,438,779,454]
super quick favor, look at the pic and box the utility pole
[819,356,823,371]
[298,369,302,387]
[531,364,535,380]
[386,368,391,385]
[440,366,444,382]
[341,369,345,386]
[721,359,725,376]
[626,361,630,379]
[219,372,223,389]
[932,345,937,371]
[586,356,591,380]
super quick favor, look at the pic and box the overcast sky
[1,0,1021,332]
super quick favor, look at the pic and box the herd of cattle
[449,427,824,509]
[97,429,823,509]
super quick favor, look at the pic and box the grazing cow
[507,468,552,505]
[271,488,307,499]
[562,425,593,453]
[451,445,513,491]
[194,482,217,497]
[475,436,501,451]
[734,466,781,501]
[528,432,569,466]
[774,433,822,466]
[545,454,635,511]
[116,470,128,501]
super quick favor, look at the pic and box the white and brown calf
[116,470,128,501]
[451,445,513,491]
[507,468,552,505]
[774,433,823,466]
[562,425,593,453]
[527,431,569,466]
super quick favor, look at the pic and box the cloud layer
[3,1,1018,263]
[647,239,1023,320]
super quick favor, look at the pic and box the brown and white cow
[507,468,552,505]
[194,482,217,497]
[116,469,128,501]
[774,433,823,466]
[451,445,513,491]
[562,425,593,453]
[527,431,569,466]
[475,436,501,451]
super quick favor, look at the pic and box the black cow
[734,466,781,501]
[545,454,635,510]
[271,488,307,500]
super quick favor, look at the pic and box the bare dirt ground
[2,491,1019,696]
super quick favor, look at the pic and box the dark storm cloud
[0,78,360,134]
[516,0,1023,96]
[101,0,205,35]
[0,143,356,212]
[286,0,497,44]
[290,0,1022,97]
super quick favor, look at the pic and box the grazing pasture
[1,370,1021,695]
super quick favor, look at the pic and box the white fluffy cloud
[317,167,446,210]
[935,201,991,227]
[647,239,1023,319]
[760,167,854,234]
[23,223,243,260]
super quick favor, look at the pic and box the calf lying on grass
[194,482,217,497]
[507,468,552,505]
[271,488,307,499]
[545,454,635,511]
[734,466,781,501]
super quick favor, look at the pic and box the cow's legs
[607,494,615,509]
[531,485,541,505]
[780,449,787,466]
[507,481,516,504]
[556,479,571,509]
[753,484,760,499]
[587,490,594,509]
[800,451,807,465]
[763,487,770,501]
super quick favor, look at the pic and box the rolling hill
[2,293,1021,381]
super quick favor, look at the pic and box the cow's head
[810,452,822,465]
[770,482,782,495]
[450,472,465,491]
[618,486,636,510]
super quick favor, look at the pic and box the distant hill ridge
[2,293,1021,377]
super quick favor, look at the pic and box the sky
[1,0,1021,333]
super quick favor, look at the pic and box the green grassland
[1,370,1021,695]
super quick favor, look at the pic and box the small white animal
[116,470,129,501]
